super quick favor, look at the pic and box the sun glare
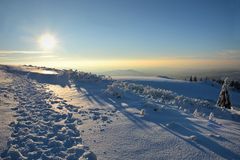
[38,33,57,50]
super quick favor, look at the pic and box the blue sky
[0,0,239,72]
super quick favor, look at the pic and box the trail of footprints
[1,77,96,160]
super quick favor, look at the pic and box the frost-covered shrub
[105,81,124,99]
[57,70,71,82]
[193,109,200,117]
[209,112,214,121]
[106,81,212,109]
[68,70,111,83]
[140,109,145,115]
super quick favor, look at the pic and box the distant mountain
[102,69,147,76]
[157,75,174,79]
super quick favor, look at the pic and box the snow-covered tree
[193,76,197,82]
[209,112,214,121]
[216,77,231,109]
[189,76,193,82]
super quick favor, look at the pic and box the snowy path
[0,72,96,160]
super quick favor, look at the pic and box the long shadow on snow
[145,108,240,159]
[74,81,151,130]
[71,81,240,159]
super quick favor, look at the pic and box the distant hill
[157,75,174,79]
[102,69,147,76]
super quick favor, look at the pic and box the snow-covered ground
[112,76,240,107]
[0,65,240,160]
[0,70,17,152]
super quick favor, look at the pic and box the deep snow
[0,65,240,160]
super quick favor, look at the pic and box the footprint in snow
[1,77,96,160]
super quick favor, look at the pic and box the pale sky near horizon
[0,0,239,73]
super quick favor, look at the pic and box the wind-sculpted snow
[0,75,96,160]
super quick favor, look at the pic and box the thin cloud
[217,50,240,60]
[0,50,51,54]
[0,50,56,63]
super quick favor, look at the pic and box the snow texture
[1,65,240,160]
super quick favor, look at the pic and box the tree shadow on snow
[74,81,240,159]
[74,81,152,130]
[141,106,240,159]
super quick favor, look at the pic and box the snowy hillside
[0,65,240,160]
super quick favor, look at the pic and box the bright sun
[38,33,57,50]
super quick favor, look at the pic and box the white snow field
[112,76,240,106]
[0,65,240,160]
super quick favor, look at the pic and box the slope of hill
[1,65,240,160]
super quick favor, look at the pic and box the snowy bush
[106,81,212,110]
[105,81,124,99]
[140,109,145,115]
[209,112,214,121]
[67,70,111,83]
[193,109,200,117]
